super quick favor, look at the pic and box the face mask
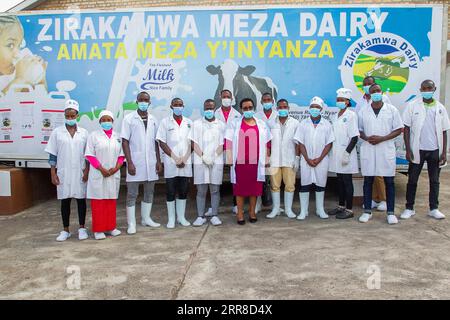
[278,109,289,117]
[309,108,321,118]
[101,122,113,130]
[336,102,347,110]
[243,110,255,119]
[263,102,273,110]
[204,110,215,120]
[137,102,150,111]
[222,98,232,107]
[421,91,434,100]
[172,107,184,116]
[65,119,77,126]
[363,85,371,94]
[371,93,383,102]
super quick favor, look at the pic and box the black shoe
[249,217,258,223]
[336,210,354,219]
[328,207,344,216]
[237,219,246,225]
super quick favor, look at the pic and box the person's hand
[176,157,186,168]
[265,156,270,168]
[14,56,46,84]
[127,162,136,176]
[293,156,300,172]
[368,135,384,145]
[202,154,214,167]
[439,152,447,167]
[306,158,316,167]
[341,152,350,166]
[405,150,414,163]
[99,166,111,178]
[51,172,60,186]
[82,168,89,182]
[156,161,163,174]
[312,158,322,166]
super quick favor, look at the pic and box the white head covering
[64,99,79,112]
[336,88,352,100]
[309,96,324,108]
[99,110,114,121]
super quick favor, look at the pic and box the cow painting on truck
[206,59,278,112]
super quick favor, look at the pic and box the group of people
[46,77,449,241]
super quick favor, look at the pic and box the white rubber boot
[176,199,191,227]
[166,201,176,229]
[141,202,160,227]
[266,192,280,219]
[255,196,262,214]
[126,206,137,234]
[297,192,309,220]
[284,191,297,219]
[315,191,329,219]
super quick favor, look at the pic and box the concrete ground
[1,171,450,300]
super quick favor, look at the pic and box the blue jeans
[363,176,395,214]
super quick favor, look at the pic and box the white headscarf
[309,96,324,108]
[336,88,352,100]
[64,99,79,112]
[99,110,114,121]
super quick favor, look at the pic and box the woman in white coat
[85,110,125,240]
[294,96,335,220]
[328,88,360,219]
[225,98,272,225]
[45,99,89,242]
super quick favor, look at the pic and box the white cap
[336,88,352,100]
[309,96,324,108]
[99,110,114,121]
[65,99,79,112]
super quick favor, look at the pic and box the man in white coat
[156,97,193,228]
[214,89,241,215]
[121,91,163,234]
[355,75,392,212]
[358,84,403,224]
[189,99,225,226]
[401,79,450,220]
[294,96,335,220]
[266,98,300,219]
[46,99,89,241]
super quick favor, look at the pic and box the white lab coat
[294,117,335,187]
[255,109,277,127]
[214,107,241,125]
[120,111,159,182]
[189,118,225,185]
[358,103,403,177]
[156,116,193,179]
[403,99,450,164]
[85,130,124,199]
[269,116,300,168]
[329,109,360,174]
[225,117,272,184]
[45,125,88,200]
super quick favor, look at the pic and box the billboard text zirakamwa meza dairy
[0,5,444,164]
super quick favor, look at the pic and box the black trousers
[61,198,86,228]
[337,173,354,210]
[406,149,440,211]
[300,184,325,193]
[166,177,190,201]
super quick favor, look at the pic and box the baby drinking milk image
[0,15,47,95]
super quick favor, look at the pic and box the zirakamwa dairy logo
[340,32,420,96]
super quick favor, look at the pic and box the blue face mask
[421,91,434,100]
[65,119,77,126]
[137,102,150,111]
[371,93,383,102]
[101,122,113,130]
[204,110,215,120]
[309,108,321,118]
[363,85,371,94]
[336,101,347,110]
[278,109,289,117]
[263,102,273,110]
[172,107,184,116]
[243,110,255,119]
